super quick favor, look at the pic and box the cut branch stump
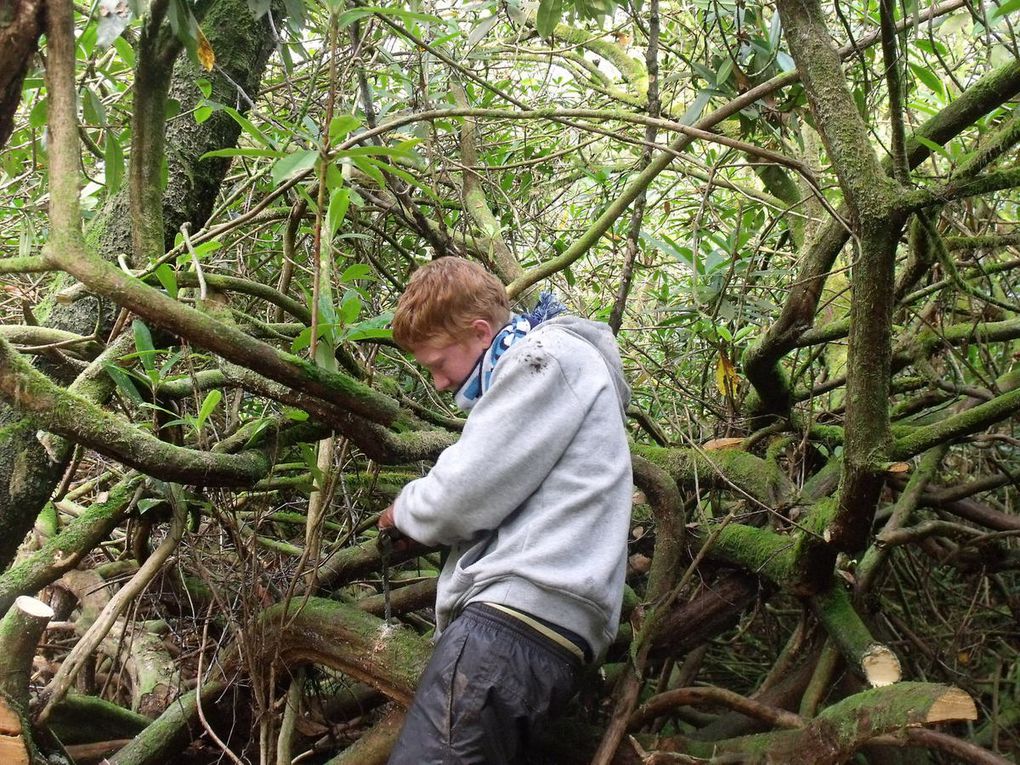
[0,595,53,708]
[703,682,977,764]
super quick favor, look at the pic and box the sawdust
[371,622,397,654]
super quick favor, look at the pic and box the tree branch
[0,335,270,485]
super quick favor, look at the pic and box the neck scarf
[454,292,566,412]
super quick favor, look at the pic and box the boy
[380,257,632,764]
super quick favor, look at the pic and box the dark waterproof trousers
[388,603,582,764]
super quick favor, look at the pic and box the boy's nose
[433,373,450,390]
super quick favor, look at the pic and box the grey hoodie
[393,316,632,657]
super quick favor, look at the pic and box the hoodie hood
[538,316,631,418]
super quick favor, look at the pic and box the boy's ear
[470,318,495,344]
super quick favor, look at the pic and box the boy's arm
[391,343,588,547]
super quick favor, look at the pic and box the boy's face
[410,319,496,392]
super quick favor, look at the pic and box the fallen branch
[38,506,187,722]
[251,597,431,706]
[703,682,976,763]
[810,584,901,687]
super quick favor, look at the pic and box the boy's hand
[378,503,398,532]
[378,504,416,553]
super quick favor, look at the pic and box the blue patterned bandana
[453,292,566,412]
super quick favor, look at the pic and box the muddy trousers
[387,603,582,765]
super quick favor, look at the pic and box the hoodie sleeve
[392,339,588,547]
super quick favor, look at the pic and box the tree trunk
[0,0,43,149]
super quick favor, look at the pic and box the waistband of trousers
[461,602,588,666]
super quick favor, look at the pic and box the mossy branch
[250,597,431,706]
[0,256,51,273]
[218,361,456,463]
[809,583,901,687]
[794,317,1020,403]
[42,244,399,424]
[107,682,226,765]
[322,705,404,765]
[0,476,142,616]
[903,167,1020,211]
[544,22,648,102]
[776,0,899,217]
[43,0,82,249]
[0,334,269,485]
[699,682,976,763]
[0,325,104,360]
[633,444,793,507]
[892,385,1020,459]
[693,522,798,586]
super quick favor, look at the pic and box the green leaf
[196,78,212,98]
[113,35,135,66]
[196,389,222,430]
[345,325,393,342]
[104,363,145,405]
[29,98,48,130]
[83,87,107,126]
[340,290,362,326]
[336,6,441,28]
[167,0,200,63]
[990,0,1020,21]
[536,0,563,37]
[339,263,373,283]
[271,149,318,186]
[468,13,500,47]
[910,63,945,97]
[201,147,284,160]
[329,115,363,142]
[248,0,272,18]
[132,320,156,374]
[220,106,276,149]
[326,187,350,239]
[18,219,35,259]
[104,130,124,197]
[361,156,420,188]
[715,57,734,87]
[291,326,312,353]
[155,264,178,299]
[194,105,213,124]
[350,155,387,188]
[183,240,222,262]
[344,311,393,342]
[243,417,273,447]
[137,497,167,516]
[339,140,419,158]
[159,350,185,376]
[679,89,712,126]
[300,443,324,489]
[913,134,951,159]
[282,0,306,32]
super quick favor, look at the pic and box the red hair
[392,258,510,349]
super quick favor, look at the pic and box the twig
[180,223,208,301]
